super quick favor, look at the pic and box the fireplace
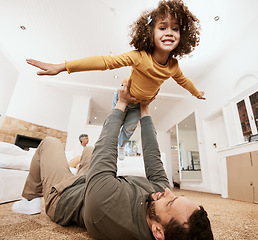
[14,134,42,150]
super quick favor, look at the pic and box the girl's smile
[162,39,175,45]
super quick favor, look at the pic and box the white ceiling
[0,0,257,128]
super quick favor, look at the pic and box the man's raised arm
[140,98,170,190]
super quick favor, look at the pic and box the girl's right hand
[26,59,66,76]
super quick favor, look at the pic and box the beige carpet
[0,189,257,240]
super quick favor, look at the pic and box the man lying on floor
[12,79,214,240]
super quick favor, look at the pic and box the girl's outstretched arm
[26,59,66,76]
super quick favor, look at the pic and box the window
[249,91,258,131]
[237,90,258,141]
[237,100,251,137]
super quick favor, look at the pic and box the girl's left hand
[197,91,206,100]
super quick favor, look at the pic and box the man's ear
[151,222,165,240]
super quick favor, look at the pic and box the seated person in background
[68,134,91,172]
[12,79,213,240]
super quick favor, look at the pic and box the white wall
[66,95,91,151]
[0,49,19,128]
[157,14,258,193]
[6,73,72,131]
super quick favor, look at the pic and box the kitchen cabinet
[226,150,258,203]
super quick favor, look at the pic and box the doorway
[204,110,228,194]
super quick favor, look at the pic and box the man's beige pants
[22,137,93,220]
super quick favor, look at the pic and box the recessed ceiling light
[20,25,26,30]
[154,107,157,110]
[94,117,97,120]
[114,75,118,79]
[214,16,220,21]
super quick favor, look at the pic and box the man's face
[146,188,198,227]
[81,136,89,147]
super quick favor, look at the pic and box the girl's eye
[173,28,179,31]
[160,27,166,30]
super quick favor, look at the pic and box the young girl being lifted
[27,0,205,160]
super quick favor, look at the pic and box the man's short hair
[164,206,214,240]
[79,134,88,143]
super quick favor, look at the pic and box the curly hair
[163,206,214,240]
[129,0,201,59]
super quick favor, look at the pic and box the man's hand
[26,59,66,76]
[114,78,137,112]
[197,91,206,100]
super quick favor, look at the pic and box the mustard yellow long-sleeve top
[65,50,200,102]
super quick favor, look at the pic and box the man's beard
[146,193,161,223]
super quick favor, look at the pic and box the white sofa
[0,142,35,204]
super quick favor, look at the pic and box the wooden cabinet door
[227,153,253,203]
[251,151,258,203]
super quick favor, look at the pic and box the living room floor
[0,188,257,240]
